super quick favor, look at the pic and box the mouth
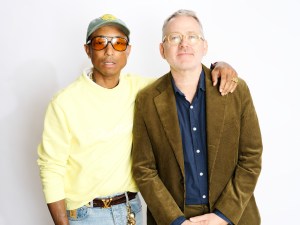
[102,56,115,64]
[103,58,115,63]
[103,59,116,67]
[177,52,192,56]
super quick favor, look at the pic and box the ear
[159,43,166,59]
[126,44,131,57]
[84,44,91,58]
[203,40,208,56]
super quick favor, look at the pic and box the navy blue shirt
[171,70,233,225]
[172,70,208,205]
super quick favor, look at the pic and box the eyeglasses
[163,33,204,45]
[87,36,129,51]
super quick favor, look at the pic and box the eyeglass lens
[90,36,128,51]
[166,33,202,45]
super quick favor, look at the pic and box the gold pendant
[127,205,136,225]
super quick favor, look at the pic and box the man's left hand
[189,213,228,225]
[211,61,239,96]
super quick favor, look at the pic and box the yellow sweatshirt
[37,69,153,210]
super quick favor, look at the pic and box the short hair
[162,9,205,40]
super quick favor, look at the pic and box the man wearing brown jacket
[132,9,262,225]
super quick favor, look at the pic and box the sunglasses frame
[87,35,129,52]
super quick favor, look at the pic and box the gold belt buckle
[102,198,112,208]
[69,209,77,219]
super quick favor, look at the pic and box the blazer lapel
[152,68,227,182]
[204,67,227,184]
[154,73,185,176]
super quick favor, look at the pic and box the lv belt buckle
[69,209,77,219]
[102,198,112,208]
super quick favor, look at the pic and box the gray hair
[162,9,205,39]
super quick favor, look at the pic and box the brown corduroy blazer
[132,65,263,225]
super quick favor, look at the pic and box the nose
[179,35,189,47]
[104,41,114,55]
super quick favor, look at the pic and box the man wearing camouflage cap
[37,13,238,225]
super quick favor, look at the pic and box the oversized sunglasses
[86,36,129,52]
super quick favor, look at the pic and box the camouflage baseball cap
[86,14,130,42]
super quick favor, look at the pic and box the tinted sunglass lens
[92,37,107,50]
[112,38,128,51]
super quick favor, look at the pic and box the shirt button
[193,127,197,131]
[202,195,206,199]
[190,105,194,109]
[196,149,200,153]
[199,172,203,176]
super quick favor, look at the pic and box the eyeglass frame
[162,32,204,45]
[86,35,129,52]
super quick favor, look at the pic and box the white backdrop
[0,0,299,224]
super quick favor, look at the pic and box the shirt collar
[171,70,206,96]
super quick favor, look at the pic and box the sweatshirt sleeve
[37,100,71,203]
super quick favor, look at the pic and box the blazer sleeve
[213,80,263,224]
[132,93,185,225]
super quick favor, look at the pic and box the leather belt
[91,192,137,208]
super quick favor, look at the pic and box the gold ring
[231,77,238,83]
